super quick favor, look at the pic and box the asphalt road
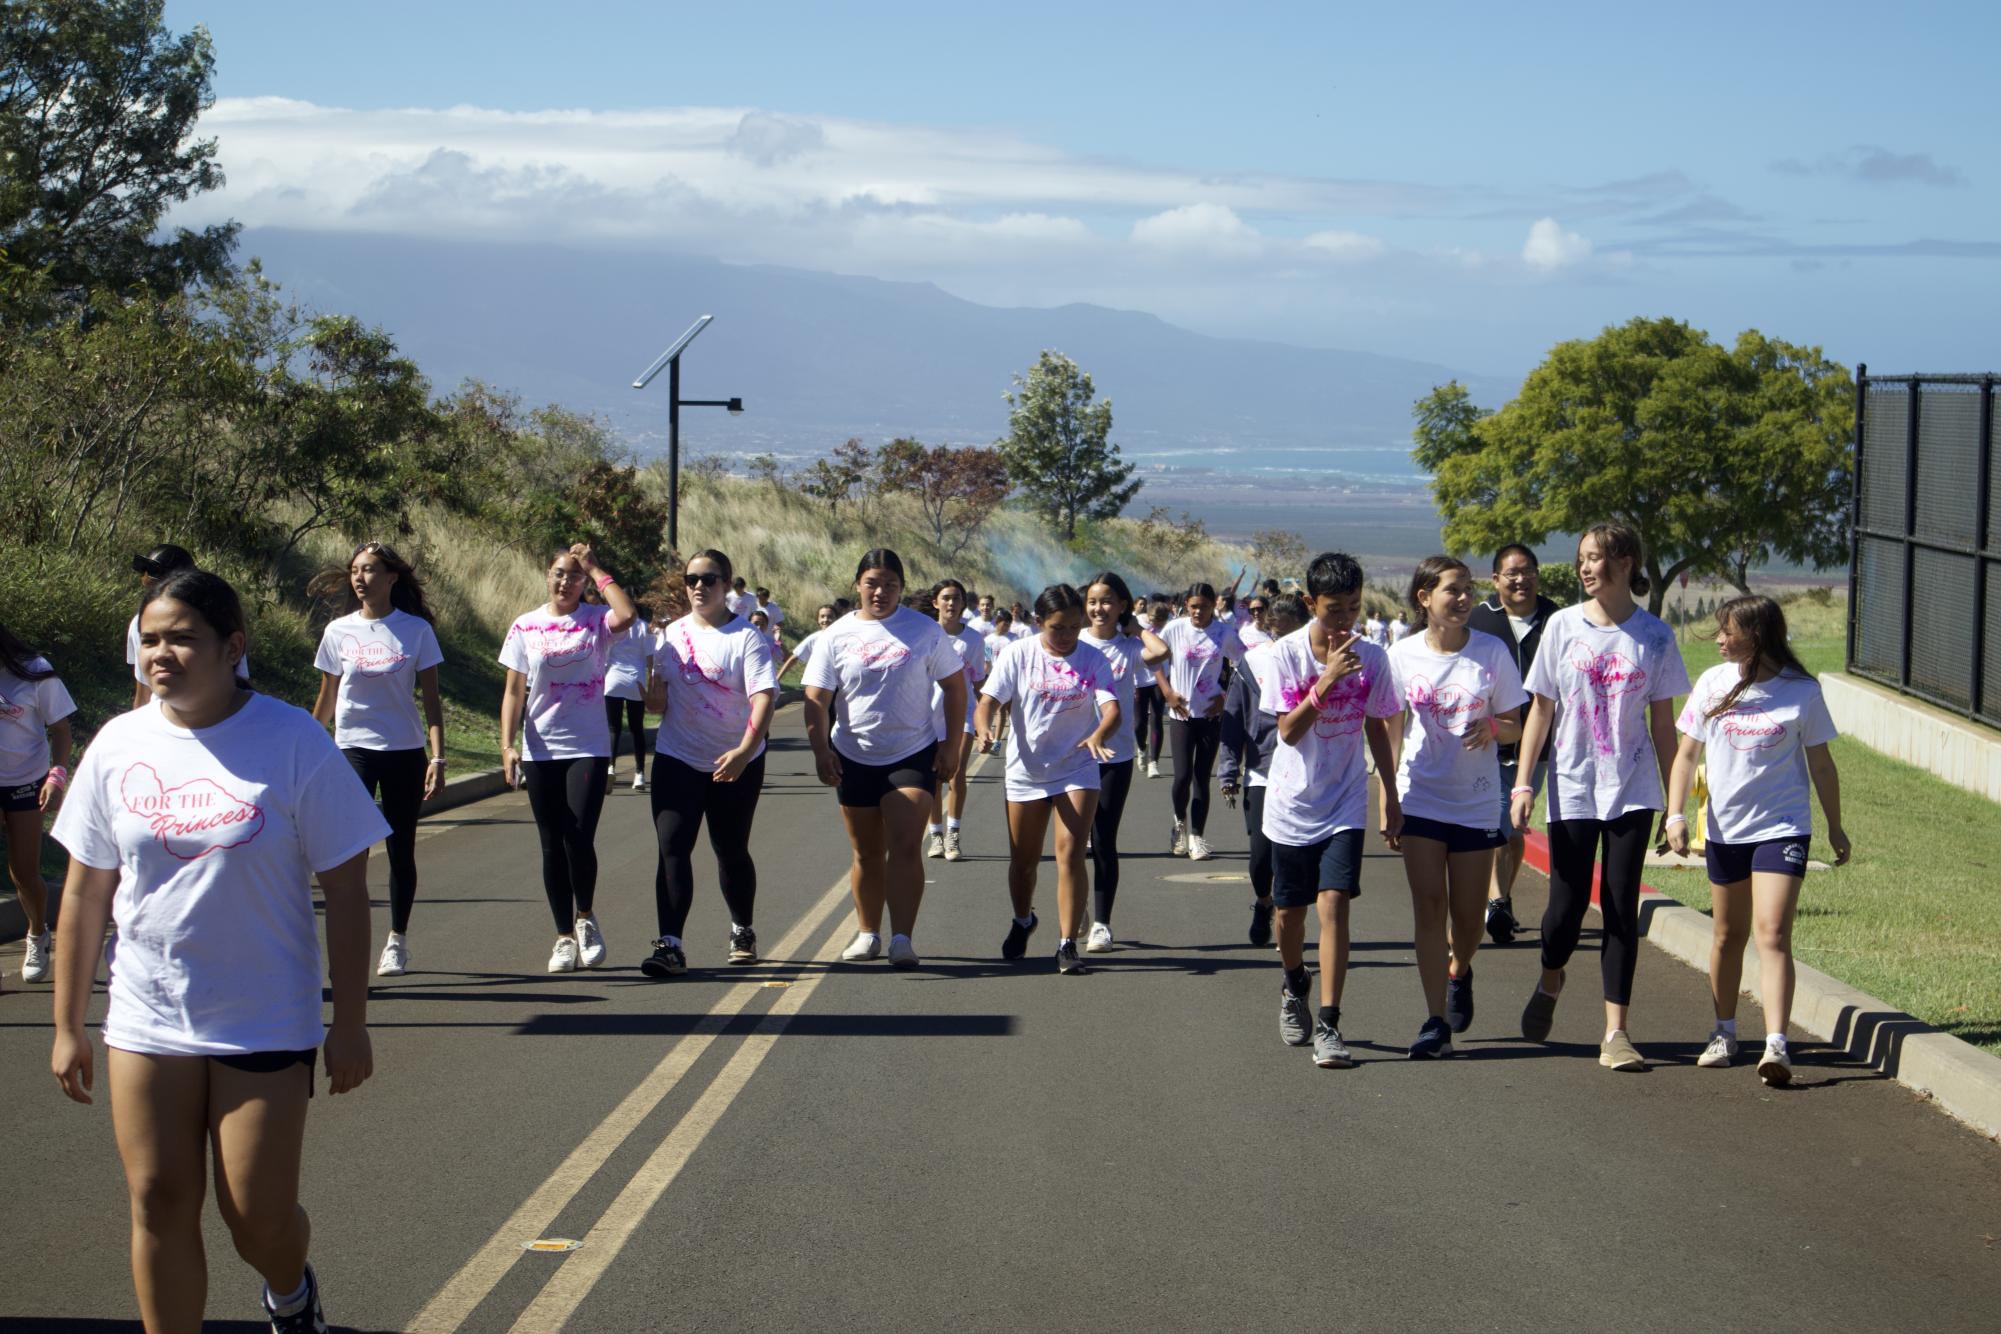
[3,704,1998,1332]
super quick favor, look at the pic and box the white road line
[506,910,855,1331]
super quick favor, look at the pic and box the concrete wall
[1822,671,2001,804]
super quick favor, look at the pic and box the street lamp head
[727,398,745,416]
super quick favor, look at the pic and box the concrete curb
[1522,829,2001,1142]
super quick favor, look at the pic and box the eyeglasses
[684,571,725,589]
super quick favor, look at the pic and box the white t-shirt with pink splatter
[804,608,964,764]
[1159,617,1245,721]
[981,637,1119,799]
[1080,629,1144,766]
[1523,605,1690,822]
[653,614,779,770]
[498,602,619,761]
[932,624,989,741]
[1676,663,1837,845]
[1387,629,1528,830]
[1258,627,1401,846]
[313,610,444,752]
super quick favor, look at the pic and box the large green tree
[1,0,236,319]
[999,350,1141,540]
[1413,317,1853,612]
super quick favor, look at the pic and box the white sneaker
[20,930,51,983]
[1146,760,1160,780]
[888,935,920,969]
[605,762,617,780]
[926,830,946,859]
[943,828,963,862]
[575,916,607,969]
[376,934,408,977]
[1697,1030,1739,1067]
[1758,1039,1793,1087]
[1085,922,1115,953]
[840,931,882,962]
[548,936,580,972]
[631,773,646,792]
[1188,834,1212,861]
[1170,819,1188,857]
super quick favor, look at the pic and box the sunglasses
[684,571,726,589]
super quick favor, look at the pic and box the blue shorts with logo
[1705,835,1810,884]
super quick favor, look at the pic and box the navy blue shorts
[1399,813,1506,853]
[1270,829,1364,907]
[0,775,45,814]
[1706,835,1810,884]
[837,743,939,808]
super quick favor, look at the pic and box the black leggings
[344,746,426,933]
[1244,785,1273,902]
[1134,686,1164,763]
[1090,758,1136,925]
[1167,716,1222,833]
[521,756,609,933]
[605,696,646,767]
[1542,810,1655,1005]
[652,751,765,939]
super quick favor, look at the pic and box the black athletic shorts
[212,1047,318,1096]
[0,774,46,814]
[837,742,939,808]
[1398,813,1507,853]
[1270,829,1364,907]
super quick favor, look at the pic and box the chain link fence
[1847,367,2001,722]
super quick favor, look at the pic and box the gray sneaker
[1279,987,1312,1046]
[1170,818,1188,857]
[1313,1019,1354,1069]
[926,831,946,859]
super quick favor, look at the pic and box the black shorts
[1706,835,1810,884]
[211,1048,318,1096]
[1270,829,1364,907]
[1399,813,1507,853]
[0,775,45,814]
[837,743,939,808]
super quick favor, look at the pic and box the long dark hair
[1581,522,1651,598]
[1085,570,1133,609]
[1704,594,1811,720]
[1033,583,1086,620]
[855,547,905,586]
[0,624,56,681]
[1406,555,1471,630]
[308,542,437,622]
[689,548,735,585]
[1183,580,1218,604]
[141,569,248,667]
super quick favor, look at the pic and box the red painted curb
[1519,827,1669,906]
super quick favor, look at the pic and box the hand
[51,1029,94,1105]
[1509,788,1534,833]
[1316,634,1363,693]
[644,680,668,715]
[324,1022,373,1095]
[976,730,996,754]
[1201,692,1225,719]
[569,542,600,573]
[935,743,961,785]
[1665,819,1690,857]
[1080,735,1114,762]
[38,777,61,812]
[1221,782,1238,811]
[1829,824,1852,867]
[713,744,753,782]
[813,748,843,788]
[1461,720,1495,752]
[1379,796,1403,851]
[503,746,521,790]
[422,760,445,801]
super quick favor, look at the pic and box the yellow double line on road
[408,750,988,1331]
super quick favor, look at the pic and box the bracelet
[1510,786,1535,796]
[1488,717,1499,738]
[1664,814,1687,826]
[1307,683,1325,710]
[429,758,447,767]
[594,573,616,591]
[45,766,68,789]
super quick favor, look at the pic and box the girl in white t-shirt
[1384,557,1528,1059]
[1079,572,1147,952]
[803,548,967,969]
[308,542,447,978]
[52,569,387,1331]
[125,543,251,710]
[1511,523,1689,1072]
[977,584,1121,974]
[1140,582,1246,860]
[776,604,838,681]
[639,550,779,978]
[604,607,654,791]
[1667,594,1849,1087]
[928,579,988,863]
[499,544,640,974]
[0,623,76,986]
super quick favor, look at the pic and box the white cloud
[1302,229,1387,261]
[1521,217,1593,270]
[1130,203,1262,256]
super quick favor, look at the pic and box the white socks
[946,817,962,831]
[1716,1018,1738,1038]
[927,822,944,835]
[1013,914,1034,929]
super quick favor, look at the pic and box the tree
[876,437,1012,556]
[999,350,1141,540]
[1249,529,1308,584]
[799,436,872,515]
[1413,317,1854,614]
[1,1,238,320]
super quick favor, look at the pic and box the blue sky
[164,1,2000,379]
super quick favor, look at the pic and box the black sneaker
[1248,899,1274,947]
[1485,896,1518,945]
[264,1262,327,1333]
[1056,940,1088,974]
[727,926,757,965]
[1002,912,1038,961]
[1445,971,1475,1032]
[640,939,688,978]
[1408,1016,1454,1059]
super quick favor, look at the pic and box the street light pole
[632,314,743,555]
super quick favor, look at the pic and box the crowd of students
[0,522,1851,1330]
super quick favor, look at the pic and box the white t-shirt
[1158,617,1245,721]
[653,614,779,769]
[1081,630,1144,765]
[1240,641,1285,788]
[1507,611,1538,646]
[603,618,654,701]
[498,602,620,761]
[1135,654,1157,689]
[1677,664,1837,845]
[1008,622,1035,641]
[0,660,77,786]
[128,613,249,684]
[757,601,784,630]
[789,629,825,669]
[1388,618,1411,642]
[1524,605,1690,821]
[804,608,964,764]
[1388,630,1528,830]
[1238,622,1272,650]
[965,614,994,637]
[981,637,1118,797]
[1260,628,1400,846]
[984,631,1014,664]
[50,693,389,1056]
[932,624,989,740]
[312,610,444,752]
[725,589,748,613]
[1364,617,1386,647]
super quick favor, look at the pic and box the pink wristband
[46,766,68,789]
[593,573,615,591]
[1307,682,1324,710]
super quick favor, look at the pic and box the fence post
[1977,378,1997,717]
[1847,363,1866,673]
[1900,378,1921,689]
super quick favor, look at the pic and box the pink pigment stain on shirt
[1033,655,1098,705]
[1406,674,1486,735]
[1564,642,1648,755]
[515,619,605,668]
[119,763,265,861]
[1280,670,1372,739]
[671,625,739,722]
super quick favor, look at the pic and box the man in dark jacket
[1467,544,1562,945]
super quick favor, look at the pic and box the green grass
[1650,590,2001,1056]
